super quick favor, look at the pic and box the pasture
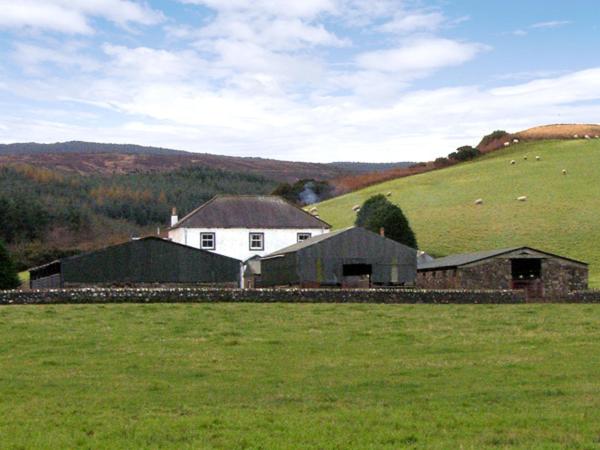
[314,139,600,287]
[2,303,600,448]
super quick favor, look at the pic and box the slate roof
[171,195,331,229]
[418,246,587,270]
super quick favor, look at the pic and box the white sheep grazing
[352,205,361,212]
[310,207,318,213]
[585,135,591,139]
[474,198,484,205]
[595,135,599,139]
[504,142,511,147]
[513,138,520,144]
[523,155,528,160]
[573,134,579,139]
[386,191,392,197]
[536,156,541,161]
[517,196,527,202]
[562,169,568,175]
[510,160,516,165]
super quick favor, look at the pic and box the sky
[0,0,599,162]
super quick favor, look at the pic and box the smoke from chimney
[298,181,319,205]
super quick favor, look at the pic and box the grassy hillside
[314,139,600,287]
[3,303,600,448]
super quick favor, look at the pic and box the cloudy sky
[0,0,598,162]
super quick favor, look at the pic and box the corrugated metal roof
[418,246,588,270]
[263,227,352,257]
[171,195,331,229]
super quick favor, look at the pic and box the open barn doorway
[342,264,372,288]
[511,258,543,299]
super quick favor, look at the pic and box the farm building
[417,246,588,298]
[168,195,331,262]
[29,237,241,289]
[260,226,417,288]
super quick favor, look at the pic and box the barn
[29,237,241,289]
[417,246,588,298]
[260,226,417,288]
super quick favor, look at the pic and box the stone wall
[417,257,588,299]
[542,259,588,297]
[0,287,526,305]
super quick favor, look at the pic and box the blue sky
[0,0,599,162]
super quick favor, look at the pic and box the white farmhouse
[168,195,331,262]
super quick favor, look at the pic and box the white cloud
[12,42,101,73]
[531,20,571,29]
[0,0,163,34]
[379,11,445,34]
[356,38,489,75]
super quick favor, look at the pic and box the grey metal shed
[29,236,241,288]
[260,226,416,288]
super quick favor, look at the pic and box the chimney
[170,207,178,227]
[379,227,385,237]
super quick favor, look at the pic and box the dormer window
[200,232,215,250]
[249,232,264,251]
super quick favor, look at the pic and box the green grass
[315,140,600,287]
[2,303,600,448]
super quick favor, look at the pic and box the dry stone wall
[0,287,526,305]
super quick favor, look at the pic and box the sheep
[504,142,511,147]
[523,155,528,160]
[536,156,541,161]
[474,198,484,205]
[585,135,591,139]
[573,134,579,139]
[310,207,318,213]
[562,169,568,175]
[595,135,599,139]
[510,160,516,165]
[517,196,527,202]
[513,138,520,144]
[352,205,361,212]
[386,191,392,197]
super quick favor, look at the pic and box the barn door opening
[511,258,543,299]
[342,264,372,288]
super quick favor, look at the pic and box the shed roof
[171,195,331,229]
[418,246,587,270]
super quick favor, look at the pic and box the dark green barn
[30,237,241,288]
[260,227,416,288]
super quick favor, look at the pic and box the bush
[434,157,450,167]
[355,195,418,249]
[448,146,480,162]
[478,130,509,148]
[0,240,20,290]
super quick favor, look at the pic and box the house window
[200,232,215,250]
[249,232,264,251]
[297,232,312,242]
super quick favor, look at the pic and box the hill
[0,164,277,270]
[312,139,600,287]
[0,141,352,182]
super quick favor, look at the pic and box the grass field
[314,139,600,287]
[2,303,600,448]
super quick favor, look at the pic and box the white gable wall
[169,227,329,261]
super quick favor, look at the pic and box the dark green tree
[0,240,20,290]
[355,194,389,227]
[355,195,418,249]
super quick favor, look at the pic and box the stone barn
[417,246,588,299]
[29,237,241,289]
[260,226,416,288]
